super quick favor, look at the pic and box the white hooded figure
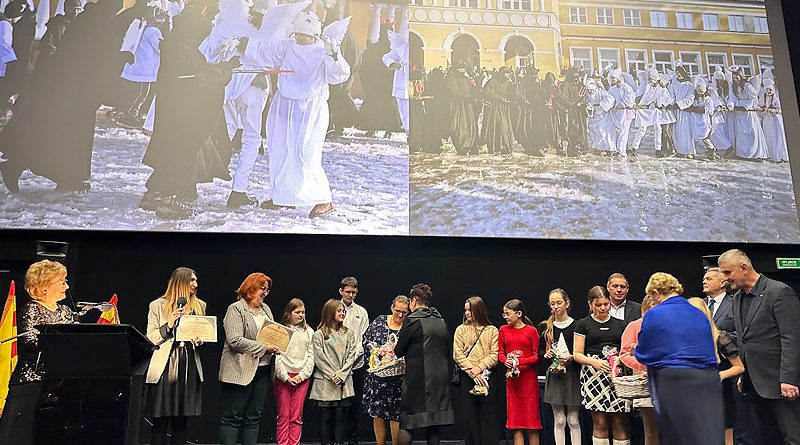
[727,65,768,159]
[0,15,16,78]
[630,64,670,154]
[382,29,409,132]
[758,78,789,162]
[255,11,350,218]
[606,67,635,157]
[687,77,717,157]
[709,67,733,153]
[669,65,698,156]
[584,78,616,153]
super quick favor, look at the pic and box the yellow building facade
[407,0,774,77]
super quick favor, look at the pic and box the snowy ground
[409,140,800,243]
[0,116,409,234]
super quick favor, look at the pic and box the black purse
[452,327,486,385]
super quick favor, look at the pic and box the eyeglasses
[501,311,521,319]
[260,286,271,292]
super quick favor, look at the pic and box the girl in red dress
[499,299,541,445]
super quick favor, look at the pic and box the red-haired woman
[218,273,281,445]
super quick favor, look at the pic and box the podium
[36,323,155,445]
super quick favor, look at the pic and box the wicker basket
[368,358,406,378]
[612,374,650,399]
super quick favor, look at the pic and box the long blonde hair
[318,299,348,339]
[687,297,719,361]
[543,288,570,348]
[161,267,204,316]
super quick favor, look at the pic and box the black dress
[145,323,202,417]
[538,319,581,407]
[718,330,740,429]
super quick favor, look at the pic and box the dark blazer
[707,293,736,340]
[623,300,642,326]
[732,275,800,399]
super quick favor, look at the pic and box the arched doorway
[503,35,535,69]
[451,34,480,71]
[410,32,424,69]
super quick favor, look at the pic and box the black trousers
[748,391,800,445]
[347,366,366,444]
[651,367,724,445]
[454,370,502,445]
[0,382,42,445]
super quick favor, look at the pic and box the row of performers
[408,62,788,164]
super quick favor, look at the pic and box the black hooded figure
[514,67,545,156]
[445,61,479,155]
[480,66,515,155]
[0,0,132,193]
[422,66,448,149]
[358,22,401,136]
[139,0,237,220]
[537,72,560,152]
[555,68,588,156]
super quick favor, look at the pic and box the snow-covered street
[0,120,409,234]
[409,147,800,243]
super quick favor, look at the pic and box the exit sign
[776,258,800,269]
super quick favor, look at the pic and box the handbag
[451,327,486,385]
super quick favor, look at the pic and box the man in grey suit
[607,272,642,326]
[719,249,800,445]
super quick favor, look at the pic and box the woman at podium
[0,259,78,445]
[144,267,206,445]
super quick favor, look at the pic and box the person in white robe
[758,78,789,163]
[256,11,350,218]
[0,13,16,79]
[630,64,669,156]
[606,68,635,158]
[669,66,697,157]
[709,67,733,156]
[382,31,408,132]
[727,66,768,160]
[686,77,718,159]
[584,78,615,153]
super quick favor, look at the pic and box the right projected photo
[408,0,800,242]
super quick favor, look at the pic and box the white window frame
[650,11,667,28]
[652,50,675,74]
[626,49,648,74]
[676,12,693,30]
[732,53,755,77]
[410,0,423,4]
[729,15,745,32]
[598,47,621,71]
[596,7,614,25]
[569,6,587,24]
[702,14,719,31]
[757,55,774,73]
[570,47,594,72]
[623,9,641,27]
[500,0,531,10]
[679,51,703,76]
[753,17,769,34]
[706,52,729,75]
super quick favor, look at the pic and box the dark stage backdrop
[3,229,800,443]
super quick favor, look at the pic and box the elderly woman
[218,273,280,445]
[362,295,410,445]
[634,272,723,445]
[0,259,78,445]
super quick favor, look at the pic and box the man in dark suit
[607,272,642,325]
[719,249,800,445]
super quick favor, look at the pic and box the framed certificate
[175,315,218,343]
[256,320,294,353]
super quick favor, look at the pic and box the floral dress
[361,314,402,420]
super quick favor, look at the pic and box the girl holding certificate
[218,272,280,445]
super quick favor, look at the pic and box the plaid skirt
[579,355,631,413]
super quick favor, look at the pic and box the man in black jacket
[607,273,642,326]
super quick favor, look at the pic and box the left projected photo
[0,0,409,234]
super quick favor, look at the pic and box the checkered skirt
[579,355,631,413]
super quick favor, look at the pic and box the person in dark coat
[394,283,454,445]
[515,67,545,156]
[139,0,236,220]
[539,72,560,152]
[480,66,515,155]
[555,68,588,156]
[423,67,448,151]
[358,22,400,137]
[445,62,478,155]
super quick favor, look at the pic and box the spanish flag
[0,281,18,415]
[97,294,120,324]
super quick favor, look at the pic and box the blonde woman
[144,267,206,445]
[687,297,745,445]
[634,273,723,445]
[0,260,77,445]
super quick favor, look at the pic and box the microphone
[177,297,187,310]
[155,297,188,349]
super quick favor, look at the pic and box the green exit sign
[776,258,800,269]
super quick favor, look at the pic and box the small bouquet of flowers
[505,350,522,379]
[367,333,405,377]
[548,332,570,374]
[602,345,621,376]
[468,369,492,396]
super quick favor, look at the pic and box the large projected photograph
[408,0,800,242]
[0,0,409,234]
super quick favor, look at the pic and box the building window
[758,55,774,73]
[598,48,621,70]
[570,6,587,23]
[702,14,719,31]
[501,0,531,10]
[679,52,702,76]
[410,0,423,4]
[570,47,593,72]
[729,15,745,32]
[650,11,667,28]
[596,8,614,25]
[676,12,693,29]
[706,53,729,75]
[448,0,477,6]
[733,54,755,77]
[653,50,674,73]
[626,49,648,74]
[623,10,641,27]
[754,17,769,34]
